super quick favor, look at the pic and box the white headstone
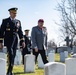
[57,48,61,53]
[0,58,6,75]
[0,49,3,52]
[3,47,7,53]
[64,51,68,58]
[0,52,6,59]
[24,54,35,73]
[48,52,55,62]
[38,54,44,68]
[72,46,76,53]
[71,54,76,58]
[60,52,65,62]
[65,58,76,75]
[46,48,55,55]
[44,62,66,75]
[67,47,72,53]
[14,50,22,65]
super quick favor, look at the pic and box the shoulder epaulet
[3,18,8,20]
[3,19,6,20]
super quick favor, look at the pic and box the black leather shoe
[12,73,14,75]
[7,72,11,75]
[7,72,14,75]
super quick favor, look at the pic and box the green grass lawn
[7,53,70,75]
[13,65,44,75]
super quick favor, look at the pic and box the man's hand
[35,48,38,52]
[0,43,3,49]
[22,42,26,49]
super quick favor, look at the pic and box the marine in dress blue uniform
[0,8,25,75]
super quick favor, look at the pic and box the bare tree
[48,39,57,48]
[56,0,76,46]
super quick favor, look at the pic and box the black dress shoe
[7,72,11,75]
[7,72,13,75]
[12,73,14,75]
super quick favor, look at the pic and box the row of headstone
[23,51,55,72]
[44,55,76,75]
[0,47,74,74]
[13,48,69,74]
[44,62,66,75]
[14,48,55,67]
[12,46,71,66]
[38,51,68,63]
[57,46,71,53]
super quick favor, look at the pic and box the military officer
[22,29,31,64]
[0,8,25,75]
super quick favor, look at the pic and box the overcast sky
[0,0,64,45]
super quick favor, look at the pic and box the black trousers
[7,39,17,73]
[33,49,48,64]
[22,48,30,64]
